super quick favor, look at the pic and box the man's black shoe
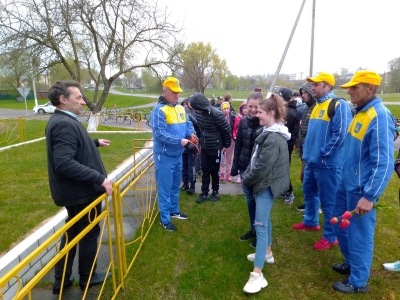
[250,238,257,248]
[52,277,74,295]
[79,272,111,291]
[333,262,351,274]
[186,185,195,195]
[180,184,189,191]
[333,279,369,294]
[239,230,256,241]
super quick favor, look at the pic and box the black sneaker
[187,185,195,195]
[52,277,74,295]
[239,230,256,241]
[180,184,189,191]
[159,221,177,231]
[211,191,219,202]
[278,194,285,199]
[170,212,188,220]
[333,279,369,294]
[250,239,257,248]
[296,204,305,211]
[79,272,111,291]
[196,193,209,203]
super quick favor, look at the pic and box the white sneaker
[383,260,400,271]
[247,252,274,264]
[243,272,268,294]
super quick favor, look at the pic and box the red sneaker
[226,175,232,182]
[313,238,338,251]
[220,174,224,181]
[292,223,321,231]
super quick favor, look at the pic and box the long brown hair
[258,93,286,123]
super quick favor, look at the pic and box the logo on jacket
[318,110,325,119]
[180,113,184,120]
[354,122,362,133]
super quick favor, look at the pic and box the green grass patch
[113,152,400,299]
[0,123,152,254]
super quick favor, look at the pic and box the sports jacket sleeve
[363,109,394,202]
[151,105,181,145]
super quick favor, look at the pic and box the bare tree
[0,0,181,112]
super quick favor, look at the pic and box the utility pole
[310,0,316,77]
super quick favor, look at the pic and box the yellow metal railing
[0,117,26,146]
[0,142,157,300]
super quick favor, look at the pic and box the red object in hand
[341,210,353,220]
[340,219,351,229]
[330,217,339,224]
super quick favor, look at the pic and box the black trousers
[54,201,102,283]
[182,152,196,187]
[200,149,221,194]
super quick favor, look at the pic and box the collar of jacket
[158,95,177,107]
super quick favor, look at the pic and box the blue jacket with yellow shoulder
[151,96,195,156]
[302,94,353,168]
[341,97,394,202]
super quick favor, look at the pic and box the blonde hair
[258,93,286,123]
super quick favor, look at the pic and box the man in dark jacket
[279,88,300,204]
[190,93,231,202]
[46,81,112,294]
[296,82,317,211]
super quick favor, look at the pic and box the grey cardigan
[242,130,290,197]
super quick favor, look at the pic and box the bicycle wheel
[116,115,124,124]
[124,117,132,125]
[134,112,141,121]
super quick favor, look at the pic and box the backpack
[327,97,356,119]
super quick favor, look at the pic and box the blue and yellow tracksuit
[151,96,195,225]
[302,93,353,243]
[333,97,394,288]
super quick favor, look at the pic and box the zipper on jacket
[355,169,358,175]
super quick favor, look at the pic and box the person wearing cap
[189,93,231,203]
[219,101,236,182]
[331,70,394,294]
[214,96,223,110]
[292,72,353,251]
[150,77,195,232]
[279,87,299,205]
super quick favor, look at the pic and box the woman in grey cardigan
[241,94,291,294]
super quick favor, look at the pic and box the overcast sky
[162,0,399,79]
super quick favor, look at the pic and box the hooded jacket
[150,96,195,156]
[298,82,317,150]
[190,93,231,153]
[232,102,247,139]
[231,115,262,176]
[242,124,290,196]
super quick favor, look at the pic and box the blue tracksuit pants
[333,182,376,288]
[154,153,182,225]
[302,164,341,243]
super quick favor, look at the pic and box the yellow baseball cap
[340,70,382,89]
[307,72,335,86]
[162,77,183,92]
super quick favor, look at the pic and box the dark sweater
[45,110,107,206]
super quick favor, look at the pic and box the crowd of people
[149,72,396,295]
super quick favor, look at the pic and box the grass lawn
[113,152,400,300]
[0,122,152,255]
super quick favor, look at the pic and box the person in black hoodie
[180,97,200,195]
[279,88,300,205]
[190,93,231,202]
[231,91,263,248]
[296,82,317,211]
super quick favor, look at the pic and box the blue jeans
[302,164,341,243]
[240,168,255,231]
[154,153,182,225]
[253,187,274,269]
[333,181,376,288]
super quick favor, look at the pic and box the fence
[0,118,26,146]
[0,140,157,299]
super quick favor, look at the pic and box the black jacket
[190,93,231,153]
[46,110,107,207]
[285,100,300,144]
[230,116,262,176]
